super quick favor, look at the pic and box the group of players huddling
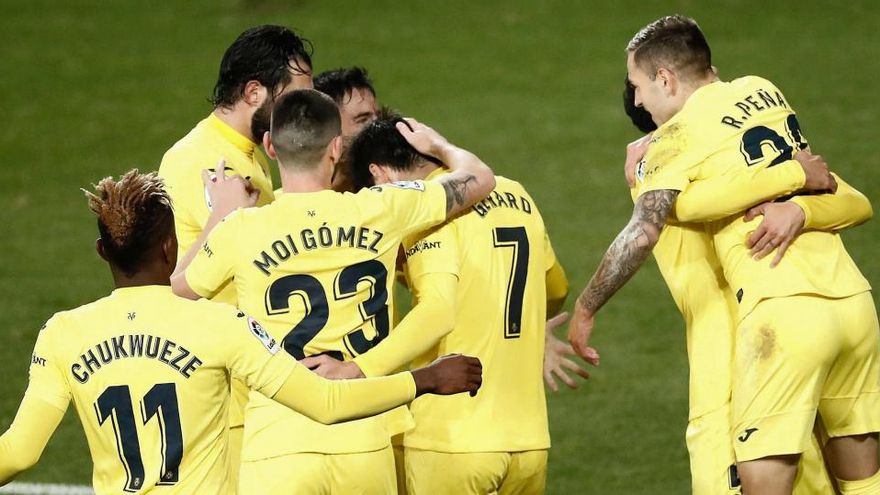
[0,14,877,495]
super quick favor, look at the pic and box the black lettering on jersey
[111,336,129,359]
[473,200,490,217]
[317,224,333,248]
[169,346,190,372]
[71,363,89,383]
[356,227,370,250]
[145,335,161,358]
[96,341,113,364]
[522,197,532,214]
[470,189,533,219]
[735,102,752,119]
[129,334,145,356]
[757,89,778,109]
[180,356,203,378]
[744,95,764,112]
[254,251,279,276]
[202,242,214,258]
[505,192,519,210]
[336,226,355,247]
[301,228,318,250]
[82,349,101,374]
[70,335,204,383]
[368,230,383,254]
[774,91,788,108]
[31,354,46,367]
[272,240,292,261]
[158,339,176,365]
[721,116,744,129]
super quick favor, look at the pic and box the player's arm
[171,160,255,299]
[744,173,873,266]
[671,151,835,223]
[0,394,66,484]
[396,119,496,219]
[567,188,678,359]
[269,353,480,424]
[789,173,872,231]
[0,317,71,484]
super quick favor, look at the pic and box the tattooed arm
[396,118,495,218]
[567,189,679,360]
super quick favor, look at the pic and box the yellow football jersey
[26,286,294,494]
[402,172,553,452]
[184,181,447,457]
[638,76,870,319]
[158,113,275,304]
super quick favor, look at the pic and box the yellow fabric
[227,426,243,495]
[239,446,396,495]
[672,159,804,223]
[405,448,548,495]
[838,468,880,495]
[684,404,834,494]
[0,395,66,484]
[393,439,407,495]
[353,272,458,378]
[732,292,880,462]
[184,181,447,457]
[23,286,295,494]
[545,256,569,317]
[159,113,276,433]
[403,172,553,452]
[793,173,873,231]
[637,76,871,320]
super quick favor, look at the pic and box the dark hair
[347,108,440,191]
[270,89,341,167]
[314,67,376,105]
[627,15,711,81]
[211,25,313,108]
[624,77,657,133]
[84,170,174,277]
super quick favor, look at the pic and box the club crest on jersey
[248,317,279,355]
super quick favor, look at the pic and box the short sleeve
[219,309,296,397]
[185,210,241,299]
[25,316,71,411]
[403,220,460,280]
[364,180,447,237]
[637,122,705,195]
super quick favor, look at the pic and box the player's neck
[110,268,171,290]
[678,74,718,104]
[212,106,256,144]
[279,163,333,193]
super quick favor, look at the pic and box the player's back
[182,183,448,458]
[31,285,285,494]
[404,175,551,452]
[669,76,871,317]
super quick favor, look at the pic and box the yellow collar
[424,167,447,181]
[206,112,257,154]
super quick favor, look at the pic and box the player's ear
[95,238,109,262]
[244,80,266,107]
[161,234,177,267]
[263,131,277,160]
[328,135,342,163]
[657,67,675,95]
[368,163,388,185]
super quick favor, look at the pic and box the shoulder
[159,121,219,178]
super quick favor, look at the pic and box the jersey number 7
[494,227,530,339]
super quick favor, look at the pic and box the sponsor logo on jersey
[371,180,425,192]
[405,240,441,259]
[636,159,646,182]
[248,316,279,355]
[31,354,46,366]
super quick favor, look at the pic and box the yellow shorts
[405,448,547,495]
[732,292,880,462]
[238,446,395,495]
[686,399,835,494]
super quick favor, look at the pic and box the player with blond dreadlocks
[0,170,482,494]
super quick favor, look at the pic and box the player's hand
[744,201,806,267]
[624,133,652,188]
[544,312,592,391]
[395,118,451,161]
[411,354,482,397]
[795,150,837,194]
[567,303,601,366]
[202,159,260,218]
[300,354,365,380]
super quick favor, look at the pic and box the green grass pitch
[1,1,878,493]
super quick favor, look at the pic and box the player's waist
[241,398,392,458]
